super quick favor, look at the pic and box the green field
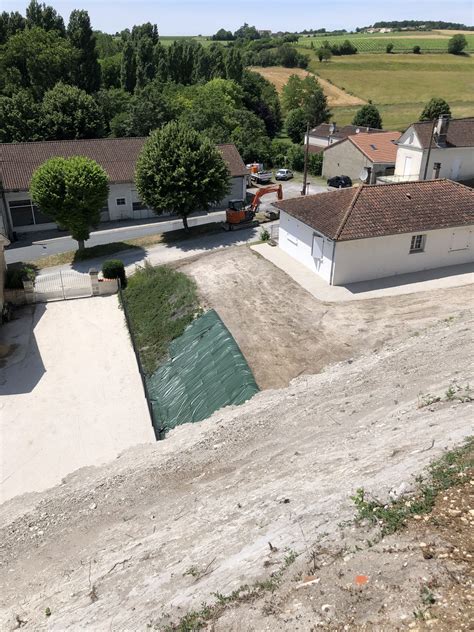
[303,52,474,129]
[298,31,474,53]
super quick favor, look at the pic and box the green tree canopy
[285,107,307,143]
[352,104,383,129]
[116,80,177,136]
[420,97,452,121]
[0,11,26,45]
[448,33,467,55]
[26,0,65,34]
[0,89,42,142]
[240,69,282,138]
[30,156,109,249]
[41,82,104,139]
[0,26,77,98]
[67,10,101,93]
[135,121,230,230]
[281,74,330,126]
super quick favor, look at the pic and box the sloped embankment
[0,311,472,631]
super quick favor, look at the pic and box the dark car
[327,175,352,189]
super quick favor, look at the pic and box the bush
[102,259,126,287]
[386,42,394,53]
[260,227,270,241]
[5,265,36,289]
[287,144,305,171]
[413,45,421,54]
[448,33,467,55]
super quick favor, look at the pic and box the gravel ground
[177,246,473,389]
[0,311,472,631]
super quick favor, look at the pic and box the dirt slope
[0,310,472,631]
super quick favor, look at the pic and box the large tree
[135,121,230,231]
[26,0,65,34]
[281,74,330,125]
[285,107,307,143]
[448,33,467,55]
[120,40,136,92]
[420,97,452,121]
[352,104,383,129]
[0,27,77,98]
[0,89,42,142]
[30,156,109,250]
[41,82,104,139]
[67,10,101,93]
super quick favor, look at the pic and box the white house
[306,123,384,149]
[0,138,248,238]
[274,179,474,285]
[378,116,474,184]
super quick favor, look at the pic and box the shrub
[308,151,323,176]
[386,42,394,53]
[413,45,421,54]
[287,144,305,171]
[102,259,126,287]
[260,227,270,241]
[448,33,467,55]
[5,265,36,289]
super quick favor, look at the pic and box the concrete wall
[3,176,246,235]
[278,210,335,283]
[332,226,474,285]
[323,141,394,181]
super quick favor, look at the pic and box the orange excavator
[223,184,283,231]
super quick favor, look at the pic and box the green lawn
[304,53,474,130]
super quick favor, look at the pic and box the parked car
[327,175,352,189]
[275,168,294,181]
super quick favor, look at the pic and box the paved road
[5,181,328,265]
[5,211,226,265]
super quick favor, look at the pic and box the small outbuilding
[274,179,474,285]
[322,131,400,183]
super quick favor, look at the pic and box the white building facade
[276,180,474,285]
[0,139,247,237]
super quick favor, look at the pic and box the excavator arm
[250,184,283,211]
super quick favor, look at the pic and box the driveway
[0,297,155,503]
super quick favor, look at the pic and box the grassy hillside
[305,53,474,129]
[298,31,474,53]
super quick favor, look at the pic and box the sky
[3,0,474,35]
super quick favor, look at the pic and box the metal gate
[34,270,92,303]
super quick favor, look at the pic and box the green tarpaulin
[146,310,259,434]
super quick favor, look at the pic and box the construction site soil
[0,295,472,630]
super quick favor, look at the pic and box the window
[132,201,148,211]
[116,198,126,206]
[409,234,426,253]
[9,200,34,226]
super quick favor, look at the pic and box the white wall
[332,226,474,285]
[278,210,335,283]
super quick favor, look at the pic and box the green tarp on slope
[146,309,259,434]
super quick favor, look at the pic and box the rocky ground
[0,308,472,631]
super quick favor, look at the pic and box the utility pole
[301,122,310,196]
[422,118,437,181]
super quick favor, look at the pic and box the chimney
[434,114,450,147]
[432,162,441,179]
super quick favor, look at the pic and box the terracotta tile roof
[0,138,247,191]
[275,179,474,241]
[411,117,474,149]
[346,131,400,163]
[309,123,384,141]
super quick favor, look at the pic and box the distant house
[274,179,473,285]
[307,123,385,150]
[322,131,400,183]
[378,116,474,184]
[0,138,247,238]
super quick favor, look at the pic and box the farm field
[298,30,474,53]
[305,53,474,129]
[249,66,365,106]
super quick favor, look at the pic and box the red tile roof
[275,179,474,241]
[346,131,400,163]
[0,138,247,191]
